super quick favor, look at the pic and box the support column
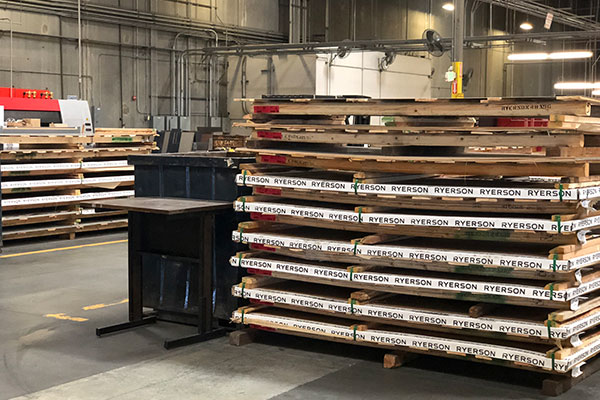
[452,0,465,98]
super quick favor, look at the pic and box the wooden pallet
[242,122,583,145]
[1,218,128,241]
[242,147,599,178]
[0,147,156,160]
[232,306,600,375]
[231,307,600,396]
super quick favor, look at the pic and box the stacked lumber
[229,96,600,394]
[0,127,157,241]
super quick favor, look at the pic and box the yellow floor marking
[83,298,129,311]
[44,313,89,322]
[0,239,127,259]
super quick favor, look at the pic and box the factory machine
[0,87,93,134]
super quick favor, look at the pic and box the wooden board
[237,122,583,134]
[0,135,91,145]
[249,129,584,147]
[248,97,595,117]
[242,148,592,178]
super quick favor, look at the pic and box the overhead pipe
[0,0,285,43]
[190,30,600,57]
[172,29,218,115]
[0,17,13,97]
[77,0,82,99]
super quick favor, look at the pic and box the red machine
[0,87,93,134]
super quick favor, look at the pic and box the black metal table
[84,197,232,349]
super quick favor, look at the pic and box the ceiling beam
[478,0,600,31]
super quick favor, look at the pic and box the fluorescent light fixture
[508,53,549,61]
[508,51,594,61]
[442,3,454,11]
[554,82,600,90]
[549,51,593,59]
[520,22,533,30]
[592,90,600,96]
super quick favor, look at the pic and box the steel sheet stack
[0,127,157,241]
[229,96,600,390]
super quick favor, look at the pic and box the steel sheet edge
[1,190,134,208]
[231,230,599,272]
[236,174,600,201]
[234,200,600,233]
[230,255,597,306]
[231,286,600,340]
[1,176,133,190]
[0,160,129,172]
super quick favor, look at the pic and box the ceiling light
[442,3,454,11]
[549,51,593,59]
[520,22,533,30]
[508,51,594,61]
[508,53,549,61]
[554,82,600,90]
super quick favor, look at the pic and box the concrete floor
[2,233,600,399]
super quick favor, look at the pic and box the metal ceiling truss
[477,0,600,31]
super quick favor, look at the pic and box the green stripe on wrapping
[238,253,243,267]
[242,170,248,186]
[349,267,355,281]
[546,320,552,339]
[357,207,363,223]
[353,325,358,341]
[549,283,554,300]
[555,215,562,233]
[241,197,247,212]
[241,309,245,324]
[551,351,556,371]
[552,253,558,272]
[353,241,359,255]
[112,136,133,142]
[353,179,359,195]
[350,298,356,314]
[559,183,564,202]
[241,282,246,298]
[239,228,244,242]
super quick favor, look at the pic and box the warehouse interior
[4,0,600,399]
